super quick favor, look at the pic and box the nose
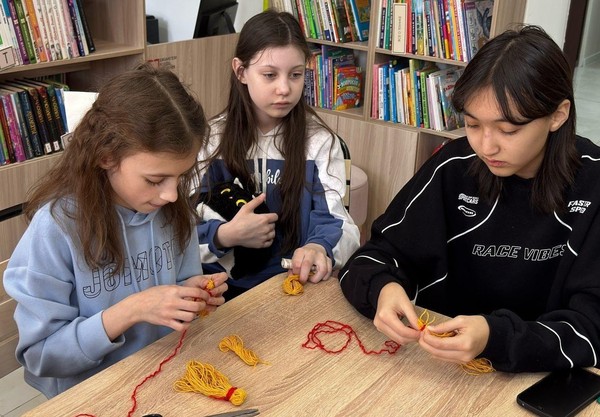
[276,77,290,95]
[479,128,499,156]
[159,183,178,203]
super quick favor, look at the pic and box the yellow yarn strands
[174,361,247,405]
[219,335,269,366]
[199,279,216,318]
[418,310,495,376]
[282,274,304,295]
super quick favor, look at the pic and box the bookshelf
[287,0,525,232]
[0,0,145,251]
[0,0,145,378]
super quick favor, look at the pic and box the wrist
[214,222,233,249]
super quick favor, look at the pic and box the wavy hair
[452,25,579,213]
[25,63,208,271]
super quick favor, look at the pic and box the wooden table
[22,274,600,417]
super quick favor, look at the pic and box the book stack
[0,77,68,165]
[0,0,95,68]
[271,0,371,43]
[304,44,362,111]
[379,0,494,62]
[371,59,464,131]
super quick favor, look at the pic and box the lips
[484,158,507,168]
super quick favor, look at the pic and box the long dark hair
[25,63,208,271]
[452,25,579,213]
[208,9,336,253]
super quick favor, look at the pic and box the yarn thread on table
[282,274,303,295]
[418,310,495,375]
[173,361,247,405]
[303,320,401,355]
[73,279,216,416]
[219,334,269,366]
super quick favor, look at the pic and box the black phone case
[516,368,600,417]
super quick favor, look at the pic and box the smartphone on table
[516,368,600,417]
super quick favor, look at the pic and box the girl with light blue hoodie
[3,64,228,398]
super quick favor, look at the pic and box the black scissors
[204,409,260,417]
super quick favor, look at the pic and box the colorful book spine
[6,0,30,64]
[23,0,47,61]
[74,0,92,52]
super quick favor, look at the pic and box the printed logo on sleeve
[567,200,591,214]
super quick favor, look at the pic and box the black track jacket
[340,136,600,372]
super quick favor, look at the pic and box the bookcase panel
[336,118,419,235]
[0,155,61,212]
[0,215,27,261]
[145,34,239,120]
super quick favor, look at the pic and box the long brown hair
[208,9,336,253]
[25,63,208,271]
[452,25,579,213]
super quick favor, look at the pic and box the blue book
[348,0,370,41]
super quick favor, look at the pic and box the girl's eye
[145,179,164,186]
[466,123,479,129]
[263,73,276,79]
[291,72,304,79]
[501,130,519,135]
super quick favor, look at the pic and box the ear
[549,99,571,132]
[99,157,115,170]
[232,57,246,84]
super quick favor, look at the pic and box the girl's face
[105,149,198,213]
[464,87,569,179]
[234,45,306,133]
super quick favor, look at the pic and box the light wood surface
[21,274,599,417]
[0,259,19,378]
[145,34,240,120]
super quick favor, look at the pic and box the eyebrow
[258,64,306,70]
[463,110,508,123]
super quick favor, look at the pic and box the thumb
[239,193,266,213]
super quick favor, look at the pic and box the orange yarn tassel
[174,361,247,405]
[199,279,215,317]
[219,335,268,366]
[282,274,303,295]
[418,310,495,375]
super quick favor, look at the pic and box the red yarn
[302,320,400,355]
[75,330,188,417]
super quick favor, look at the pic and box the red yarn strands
[303,320,401,355]
[74,329,188,417]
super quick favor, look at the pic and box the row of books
[304,44,362,111]
[271,0,371,43]
[0,0,95,67]
[0,77,67,165]
[372,58,464,131]
[379,0,493,62]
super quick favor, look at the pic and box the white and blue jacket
[196,115,360,289]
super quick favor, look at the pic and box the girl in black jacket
[340,26,600,373]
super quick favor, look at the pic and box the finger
[239,193,266,213]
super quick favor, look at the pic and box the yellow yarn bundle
[199,279,216,317]
[418,310,495,375]
[282,274,303,295]
[219,335,268,366]
[174,361,247,405]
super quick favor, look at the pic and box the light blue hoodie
[3,199,202,398]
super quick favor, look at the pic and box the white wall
[145,0,263,43]
[523,0,570,47]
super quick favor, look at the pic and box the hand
[183,272,228,314]
[373,282,421,345]
[215,193,278,249]
[418,315,490,364]
[102,283,214,339]
[287,243,332,283]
